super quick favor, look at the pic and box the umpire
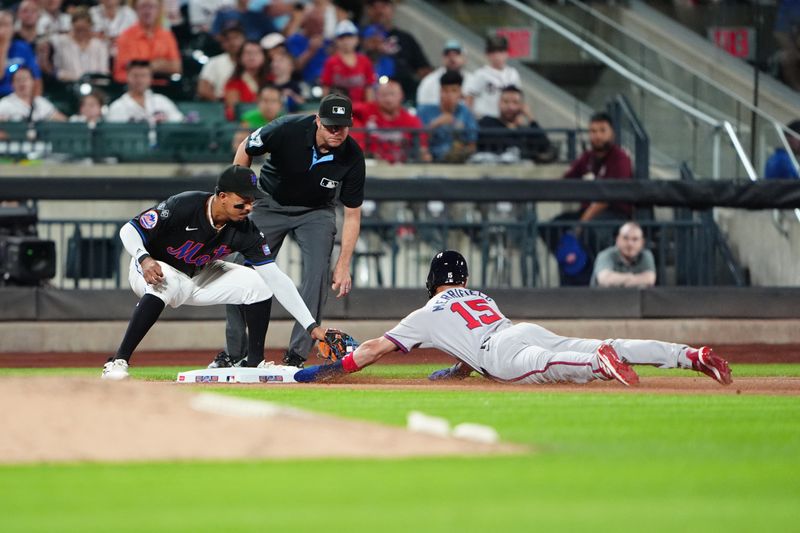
[214,94,365,368]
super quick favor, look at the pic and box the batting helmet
[426,250,469,298]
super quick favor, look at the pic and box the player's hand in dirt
[428,362,472,381]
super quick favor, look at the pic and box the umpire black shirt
[244,114,366,209]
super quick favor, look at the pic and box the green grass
[0,366,799,532]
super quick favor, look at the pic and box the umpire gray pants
[225,196,336,360]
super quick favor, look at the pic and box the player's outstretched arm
[254,263,325,341]
[294,337,397,383]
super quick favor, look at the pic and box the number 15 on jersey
[450,298,503,329]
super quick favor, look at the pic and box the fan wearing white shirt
[90,0,138,42]
[36,0,71,38]
[196,24,245,101]
[416,39,473,107]
[106,60,184,124]
[0,66,65,122]
[463,35,521,120]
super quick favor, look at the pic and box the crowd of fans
[0,0,558,164]
[0,0,672,287]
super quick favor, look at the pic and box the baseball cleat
[690,346,733,385]
[596,344,639,387]
[101,358,129,380]
[282,351,305,368]
[208,351,237,369]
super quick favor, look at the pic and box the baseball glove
[317,328,359,363]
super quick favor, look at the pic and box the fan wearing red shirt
[352,78,431,163]
[321,20,376,103]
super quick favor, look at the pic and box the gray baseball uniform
[384,287,693,384]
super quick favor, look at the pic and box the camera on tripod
[0,204,56,286]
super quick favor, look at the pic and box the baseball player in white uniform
[295,250,732,386]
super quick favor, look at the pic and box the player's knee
[242,271,273,303]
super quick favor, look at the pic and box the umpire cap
[216,164,265,198]
[318,94,354,127]
[426,250,469,298]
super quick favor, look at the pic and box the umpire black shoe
[208,351,237,369]
[282,351,305,368]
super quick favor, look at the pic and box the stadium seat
[154,122,217,162]
[177,101,226,125]
[36,122,92,159]
[93,122,153,162]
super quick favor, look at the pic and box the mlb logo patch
[139,210,159,229]
[332,106,346,115]
[262,244,271,256]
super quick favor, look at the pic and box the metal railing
[0,121,583,165]
[532,0,800,179]
[31,205,744,290]
[607,94,649,180]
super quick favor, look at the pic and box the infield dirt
[0,377,521,465]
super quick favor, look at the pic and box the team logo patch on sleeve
[139,210,159,229]
[262,244,271,256]
[248,128,264,148]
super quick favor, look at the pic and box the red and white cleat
[596,344,639,387]
[688,346,733,385]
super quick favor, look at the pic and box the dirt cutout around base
[0,377,521,465]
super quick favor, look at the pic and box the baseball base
[176,365,298,384]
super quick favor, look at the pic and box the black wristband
[137,253,151,265]
[306,322,319,334]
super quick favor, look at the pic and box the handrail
[558,0,800,144]
[608,94,649,180]
[723,121,758,182]
[499,0,758,180]
[501,0,720,127]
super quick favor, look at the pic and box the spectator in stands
[36,0,71,38]
[0,65,65,121]
[476,85,555,164]
[113,0,181,84]
[44,8,109,82]
[196,23,244,101]
[774,0,800,92]
[232,83,284,147]
[591,221,656,288]
[542,111,633,286]
[464,35,521,120]
[211,0,275,43]
[187,0,234,37]
[765,119,800,179]
[13,0,40,47]
[285,7,329,86]
[260,31,288,61]
[223,40,269,121]
[361,24,394,79]
[90,0,138,45]
[269,50,304,112]
[365,0,430,99]
[0,10,42,97]
[259,0,300,34]
[69,89,105,127]
[416,39,472,107]
[352,77,430,164]
[106,60,183,123]
[240,83,283,129]
[417,70,477,163]
[320,19,376,103]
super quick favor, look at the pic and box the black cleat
[282,351,305,368]
[208,351,237,369]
